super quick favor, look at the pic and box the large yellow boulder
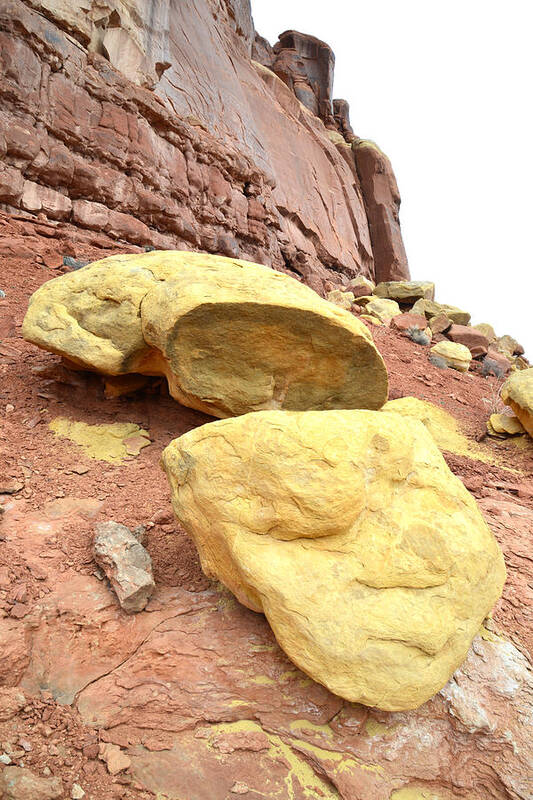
[501,368,533,437]
[22,251,388,418]
[162,409,505,711]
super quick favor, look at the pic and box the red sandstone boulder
[483,349,512,376]
[390,312,428,333]
[447,324,489,359]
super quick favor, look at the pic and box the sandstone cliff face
[0,0,409,291]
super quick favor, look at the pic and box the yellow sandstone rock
[501,368,533,437]
[374,280,435,304]
[487,414,525,438]
[412,299,470,326]
[360,314,383,326]
[364,297,401,323]
[326,289,355,310]
[22,251,388,419]
[162,409,505,711]
[347,275,375,297]
[430,341,471,372]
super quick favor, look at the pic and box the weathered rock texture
[22,251,388,417]
[0,0,410,293]
[94,521,155,613]
[501,368,533,437]
[162,409,506,711]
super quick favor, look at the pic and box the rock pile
[327,277,528,375]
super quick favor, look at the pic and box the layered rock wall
[0,0,409,290]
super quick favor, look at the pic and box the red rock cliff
[0,0,410,291]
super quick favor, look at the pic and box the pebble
[0,289,5,298]
[0,753,11,764]
[71,783,86,799]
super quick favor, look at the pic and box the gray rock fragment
[94,521,155,613]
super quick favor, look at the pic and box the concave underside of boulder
[162,409,506,711]
[22,250,388,418]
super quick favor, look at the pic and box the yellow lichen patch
[48,418,151,463]
[293,739,384,776]
[390,788,443,800]
[364,718,397,738]
[206,721,340,800]
[249,675,276,686]
[382,397,494,464]
[249,643,278,653]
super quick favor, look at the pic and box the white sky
[252,0,533,355]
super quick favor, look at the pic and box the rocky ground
[1,213,532,800]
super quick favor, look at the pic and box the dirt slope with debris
[1,214,532,800]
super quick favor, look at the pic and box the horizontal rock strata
[0,0,410,292]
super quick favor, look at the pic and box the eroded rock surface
[161,409,506,711]
[22,250,388,418]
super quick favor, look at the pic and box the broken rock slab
[22,250,388,418]
[162,409,505,711]
[94,521,154,614]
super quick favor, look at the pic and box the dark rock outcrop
[0,0,410,289]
